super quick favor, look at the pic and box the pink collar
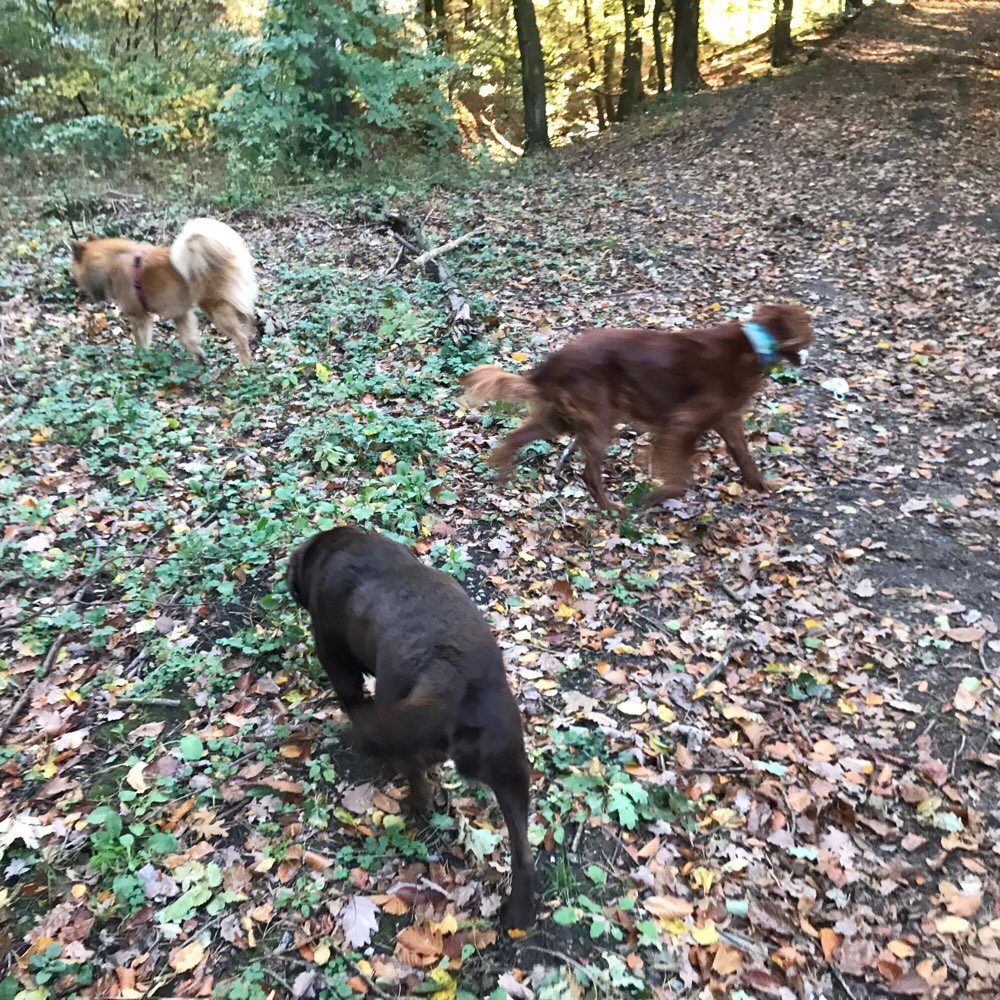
[132,252,149,312]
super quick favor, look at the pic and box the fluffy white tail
[170,218,257,318]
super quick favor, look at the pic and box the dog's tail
[350,694,451,758]
[170,218,257,318]
[461,366,537,405]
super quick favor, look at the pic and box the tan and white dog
[70,218,258,364]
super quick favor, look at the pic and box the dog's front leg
[579,431,625,514]
[714,413,768,492]
[175,310,207,364]
[314,635,370,715]
[128,314,154,349]
[398,763,433,814]
[644,427,699,507]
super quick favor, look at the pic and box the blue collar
[741,321,779,367]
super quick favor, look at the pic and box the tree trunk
[652,0,666,93]
[583,0,608,129]
[770,0,794,66]
[602,35,617,124]
[434,0,447,47]
[424,0,448,47]
[671,0,704,92]
[616,0,644,119]
[512,0,551,151]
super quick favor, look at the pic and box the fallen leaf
[935,915,970,935]
[125,761,149,793]
[396,923,444,966]
[168,940,205,972]
[341,895,380,949]
[643,895,693,919]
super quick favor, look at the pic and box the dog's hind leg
[486,754,536,930]
[714,413,767,491]
[487,417,551,483]
[208,302,252,365]
[175,310,207,364]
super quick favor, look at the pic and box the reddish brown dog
[462,304,812,513]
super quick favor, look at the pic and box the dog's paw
[500,894,536,934]
[637,487,682,510]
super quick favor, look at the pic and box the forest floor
[1,1,998,998]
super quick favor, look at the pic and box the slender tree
[434,0,447,46]
[512,0,551,151]
[422,0,448,47]
[616,0,644,119]
[671,0,704,92]
[582,0,608,129]
[771,0,794,66]
[651,0,666,93]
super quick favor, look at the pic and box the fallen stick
[409,226,484,269]
[0,563,107,743]
[382,211,478,343]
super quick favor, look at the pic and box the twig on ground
[633,610,668,635]
[350,961,395,1000]
[0,558,110,743]
[410,227,484,269]
[519,946,609,997]
[696,640,742,690]
[683,764,746,775]
[832,967,862,1000]
[384,242,406,275]
[554,437,577,474]
[121,648,150,679]
[0,631,74,742]
[382,211,477,342]
[114,696,183,708]
[717,580,747,605]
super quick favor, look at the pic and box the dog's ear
[71,239,87,261]
[285,544,309,608]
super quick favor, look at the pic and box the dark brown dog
[462,304,813,513]
[286,526,536,930]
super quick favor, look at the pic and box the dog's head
[752,304,813,365]
[286,525,368,609]
[69,236,108,301]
